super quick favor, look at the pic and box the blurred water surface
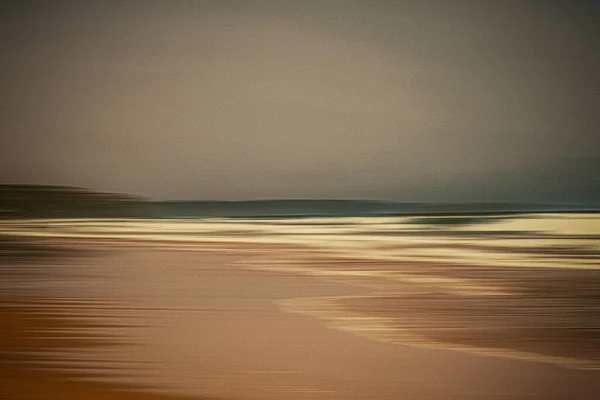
[1,213,599,399]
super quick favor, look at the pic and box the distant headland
[0,184,597,219]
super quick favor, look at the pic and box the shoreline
[2,235,600,399]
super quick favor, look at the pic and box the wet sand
[1,235,600,399]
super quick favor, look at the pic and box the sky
[1,1,598,203]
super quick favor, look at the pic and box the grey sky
[1,1,598,202]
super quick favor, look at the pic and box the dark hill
[0,185,148,218]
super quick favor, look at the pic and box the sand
[1,237,599,400]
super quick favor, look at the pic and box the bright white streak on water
[1,214,599,271]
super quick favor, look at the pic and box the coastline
[1,229,600,399]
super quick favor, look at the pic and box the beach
[1,214,599,399]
